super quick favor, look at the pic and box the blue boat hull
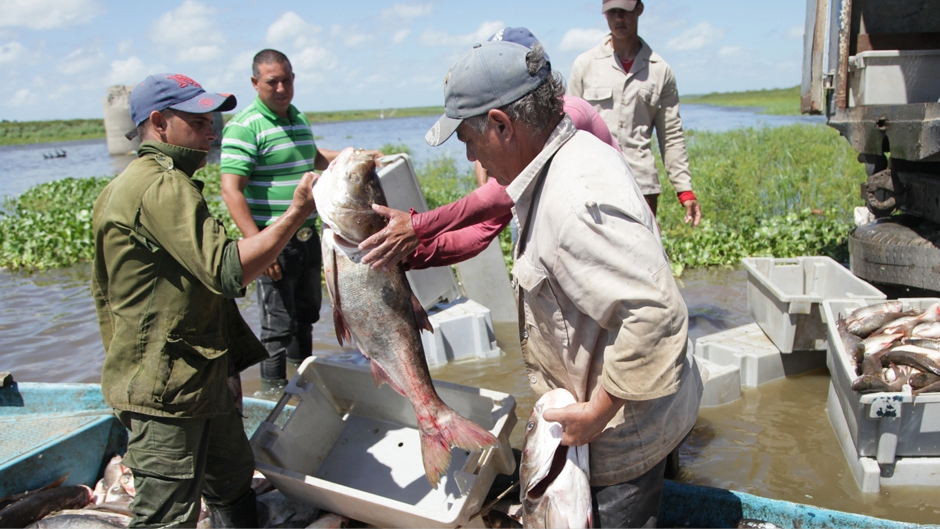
[2,381,935,529]
[0,381,276,500]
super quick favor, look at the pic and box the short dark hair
[136,108,176,141]
[252,49,292,78]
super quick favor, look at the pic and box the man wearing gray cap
[426,40,702,527]
[570,0,703,228]
[92,73,317,527]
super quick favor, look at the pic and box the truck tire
[849,215,940,293]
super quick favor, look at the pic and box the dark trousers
[116,409,256,528]
[257,231,322,380]
[592,456,668,528]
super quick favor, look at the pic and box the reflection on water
[2,264,937,524]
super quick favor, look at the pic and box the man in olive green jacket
[92,73,317,528]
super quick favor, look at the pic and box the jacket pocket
[153,334,227,406]
[512,256,570,351]
[582,87,613,103]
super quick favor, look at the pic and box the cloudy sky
[0,0,807,122]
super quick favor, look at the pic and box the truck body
[802,0,940,293]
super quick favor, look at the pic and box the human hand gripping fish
[312,148,498,488]
[541,385,626,447]
[521,389,592,528]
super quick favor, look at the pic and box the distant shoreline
[1,85,802,147]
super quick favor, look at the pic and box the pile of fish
[835,301,940,394]
[0,455,350,528]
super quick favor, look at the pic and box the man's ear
[488,109,513,138]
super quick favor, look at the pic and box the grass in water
[1,119,106,146]
[682,85,801,116]
[0,124,865,273]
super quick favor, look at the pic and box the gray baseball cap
[425,40,550,147]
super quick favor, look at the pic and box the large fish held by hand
[312,147,498,488]
[520,389,592,529]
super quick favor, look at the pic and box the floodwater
[2,263,937,525]
[5,108,937,526]
[0,106,823,201]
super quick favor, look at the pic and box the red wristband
[677,191,697,204]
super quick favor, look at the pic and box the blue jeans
[256,231,322,381]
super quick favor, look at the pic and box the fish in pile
[519,389,592,529]
[313,147,498,488]
[836,301,940,394]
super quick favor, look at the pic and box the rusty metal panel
[835,0,853,110]
[829,103,940,160]
[802,0,829,114]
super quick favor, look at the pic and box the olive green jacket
[92,141,267,418]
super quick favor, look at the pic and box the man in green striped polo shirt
[221,49,383,395]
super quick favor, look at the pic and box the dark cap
[125,73,236,139]
[425,41,550,147]
[487,27,550,63]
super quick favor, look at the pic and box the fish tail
[419,409,499,488]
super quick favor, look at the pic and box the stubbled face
[253,61,295,117]
[164,111,215,167]
[456,120,510,186]
[604,5,642,41]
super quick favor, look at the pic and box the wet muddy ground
[2,264,937,525]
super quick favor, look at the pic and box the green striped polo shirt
[220,97,318,228]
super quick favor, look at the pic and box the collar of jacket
[597,34,657,66]
[137,141,207,177]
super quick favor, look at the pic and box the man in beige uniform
[425,39,702,527]
[569,0,703,226]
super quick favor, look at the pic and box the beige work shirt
[569,35,693,197]
[507,116,702,486]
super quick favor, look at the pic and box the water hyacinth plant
[0,123,866,273]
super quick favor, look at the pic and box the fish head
[313,147,388,244]
[520,388,592,528]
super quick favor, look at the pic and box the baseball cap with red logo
[126,73,237,137]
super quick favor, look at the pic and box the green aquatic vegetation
[681,85,801,115]
[305,106,444,124]
[0,177,112,270]
[0,123,868,273]
[0,119,106,146]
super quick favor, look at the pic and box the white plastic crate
[821,297,940,470]
[250,355,517,528]
[742,257,885,353]
[848,50,940,106]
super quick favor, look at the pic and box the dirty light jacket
[507,117,702,486]
[569,35,693,197]
[92,141,268,419]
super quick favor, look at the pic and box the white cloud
[785,25,804,41]
[559,28,608,52]
[57,46,105,75]
[117,39,133,55]
[392,29,410,45]
[109,56,149,85]
[9,88,37,107]
[291,46,337,74]
[0,0,104,30]
[666,21,726,51]
[149,0,225,62]
[418,20,505,47]
[718,45,747,58]
[380,3,432,19]
[0,41,27,65]
[266,11,322,49]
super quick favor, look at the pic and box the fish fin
[411,294,434,334]
[368,358,406,395]
[419,408,499,488]
[327,248,351,346]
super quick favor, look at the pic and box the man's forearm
[236,207,306,286]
